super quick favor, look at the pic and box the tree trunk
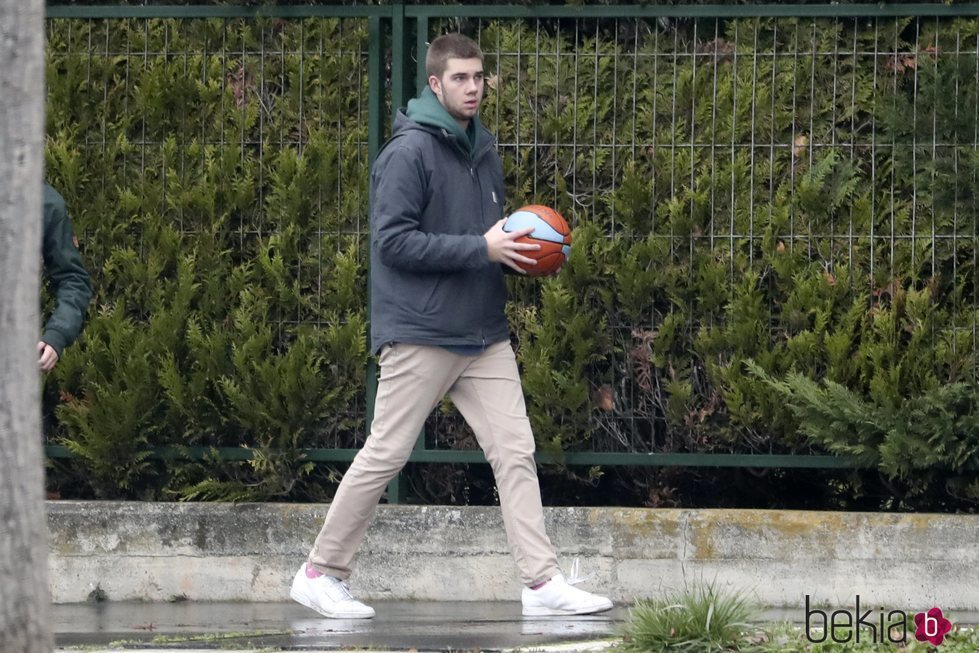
[0,0,53,651]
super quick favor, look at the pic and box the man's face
[430,57,484,128]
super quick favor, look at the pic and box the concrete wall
[47,501,979,611]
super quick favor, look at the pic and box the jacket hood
[403,87,483,157]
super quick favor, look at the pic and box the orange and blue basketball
[502,205,571,276]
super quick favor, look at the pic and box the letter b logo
[914,607,952,646]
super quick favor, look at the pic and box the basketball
[502,205,571,276]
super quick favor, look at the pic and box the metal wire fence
[45,9,381,451]
[420,8,979,458]
[46,13,373,300]
[43,4,979,475]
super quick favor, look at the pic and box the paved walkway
[53,600,625,652]
[55,600,979,652]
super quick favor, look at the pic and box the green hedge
[43,12,979,508]
[45,17,371,500]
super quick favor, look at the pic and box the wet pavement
[53,600,625,651]
[53,600,979,652]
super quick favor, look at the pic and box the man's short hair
[426,33,483,80]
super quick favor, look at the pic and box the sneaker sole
[289,586,375,619]
[522,602,614,617]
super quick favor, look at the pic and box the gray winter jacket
[369,90,509,354]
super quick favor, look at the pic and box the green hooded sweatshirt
[405,87,480,158]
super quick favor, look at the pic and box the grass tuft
[622,582,757,652]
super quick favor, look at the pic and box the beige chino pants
[308,340,561,586]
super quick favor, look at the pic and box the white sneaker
[289,563,375,619]
[522,573,614,617]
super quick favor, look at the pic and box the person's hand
[484,219,540,274]
[38,341,59,371]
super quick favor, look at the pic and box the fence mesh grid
[45,10,978,459]
[46,16,374,448]
[430,14,978,454]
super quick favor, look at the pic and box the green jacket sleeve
[41,184,92,356]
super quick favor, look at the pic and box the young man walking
[291,33,612,619]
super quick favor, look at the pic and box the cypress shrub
[43,11,979,509]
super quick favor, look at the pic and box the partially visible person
[38,183,92,371]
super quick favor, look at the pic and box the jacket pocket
[420,276,444,315]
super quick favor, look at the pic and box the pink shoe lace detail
[305,563,324,579]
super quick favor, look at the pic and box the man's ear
[428,75,441,98]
